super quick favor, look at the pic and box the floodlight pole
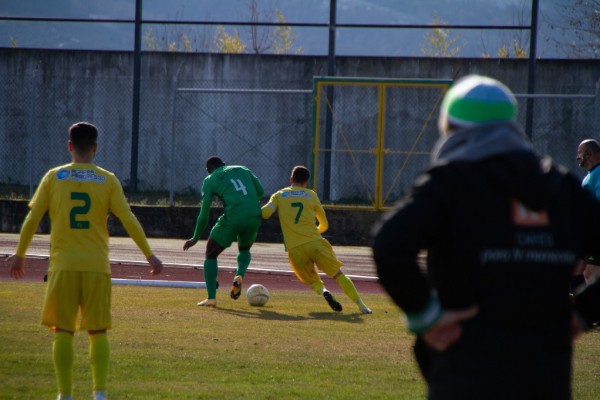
[129,0,142,192]
[323,0,337,201]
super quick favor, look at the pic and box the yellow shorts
[287,238,343,285]
[41,271,112,332]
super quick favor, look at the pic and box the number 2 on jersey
[70,192,91,229]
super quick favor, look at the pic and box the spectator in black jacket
[372,74,600,400]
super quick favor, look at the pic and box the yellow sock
[89,332,110,391]
[310,281,326,295]
[335,273,360,302]
[53,332,74,395]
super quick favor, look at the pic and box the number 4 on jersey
[230,179,248,195]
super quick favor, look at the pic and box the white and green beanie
[438,75,518,135]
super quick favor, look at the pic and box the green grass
[2,283,600,399]
[0,283,423,400]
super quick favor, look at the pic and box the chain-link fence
[0,72,315,206]
[312,78,452,209]
[312,78,599,209]
[1,71,598,208]
[516,94,598,172]
[169,88,313,204]
[0,73,134,198]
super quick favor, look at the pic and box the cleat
[360,307,373,314]
[197,299,217,307]
[56,395,73,400]
[230,275,243,300]
[93,390,108,400]
[323,291,343,312]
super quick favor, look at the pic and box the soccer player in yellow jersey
[262,166,372,314]
[8,122,163,400]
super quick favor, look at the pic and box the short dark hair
[291,166,310,184]
[69,122,98,152]
[206,156,225,172]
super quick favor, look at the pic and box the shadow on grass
[216,306,367,323]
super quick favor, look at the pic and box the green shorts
[42,270,112,332]
[210,214,262,248]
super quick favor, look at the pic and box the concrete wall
[2,49,599,244]
[1,49,598,202]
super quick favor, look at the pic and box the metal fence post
[29,65,38,198]
[169,90,178,206]
[595,78,600,139]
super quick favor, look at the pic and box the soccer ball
[246,284,270,307]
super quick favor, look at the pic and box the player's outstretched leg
[310,280,342,312]
[335,271,372,314]
[231,250,251,299]
[199,259,218,307]
[323,290,343,312]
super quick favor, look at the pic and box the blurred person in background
[372,75,600,400]
[574,138,600,286]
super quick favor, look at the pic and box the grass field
[1,282,600,399]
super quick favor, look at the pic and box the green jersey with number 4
[192,165,264,240]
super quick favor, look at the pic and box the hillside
[0,0,586,58]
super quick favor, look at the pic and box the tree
[144,27,159,51]
[544,0,600,58]
[495,40,528,58]
[244,0,302,55]
[479,0,529,59]
[141,1,301,55]
[143,7,213,53]
[145,26,198,52]
[272,8,303,54]
[213,26,246,54]
[247,0,272,54]
[420,13,465,57]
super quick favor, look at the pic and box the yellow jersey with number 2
[16,162,152,273]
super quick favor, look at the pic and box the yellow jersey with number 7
[262,185,329,251]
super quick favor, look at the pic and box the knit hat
[438,75,517,135]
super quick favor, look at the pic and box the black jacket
[373,122,600,337]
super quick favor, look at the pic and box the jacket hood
[432,122,532,165]
[431,121,551,211]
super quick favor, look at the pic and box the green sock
[204,258,218,299]
[310,281,326,295]
[89,332,110,392]
[53,332,74,396]
[236,250,252,278]
[335,273,360,302]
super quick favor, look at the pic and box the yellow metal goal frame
[311,76,452,210]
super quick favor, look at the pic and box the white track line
[0,253,378,282]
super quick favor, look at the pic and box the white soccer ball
[246,284,270,307]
